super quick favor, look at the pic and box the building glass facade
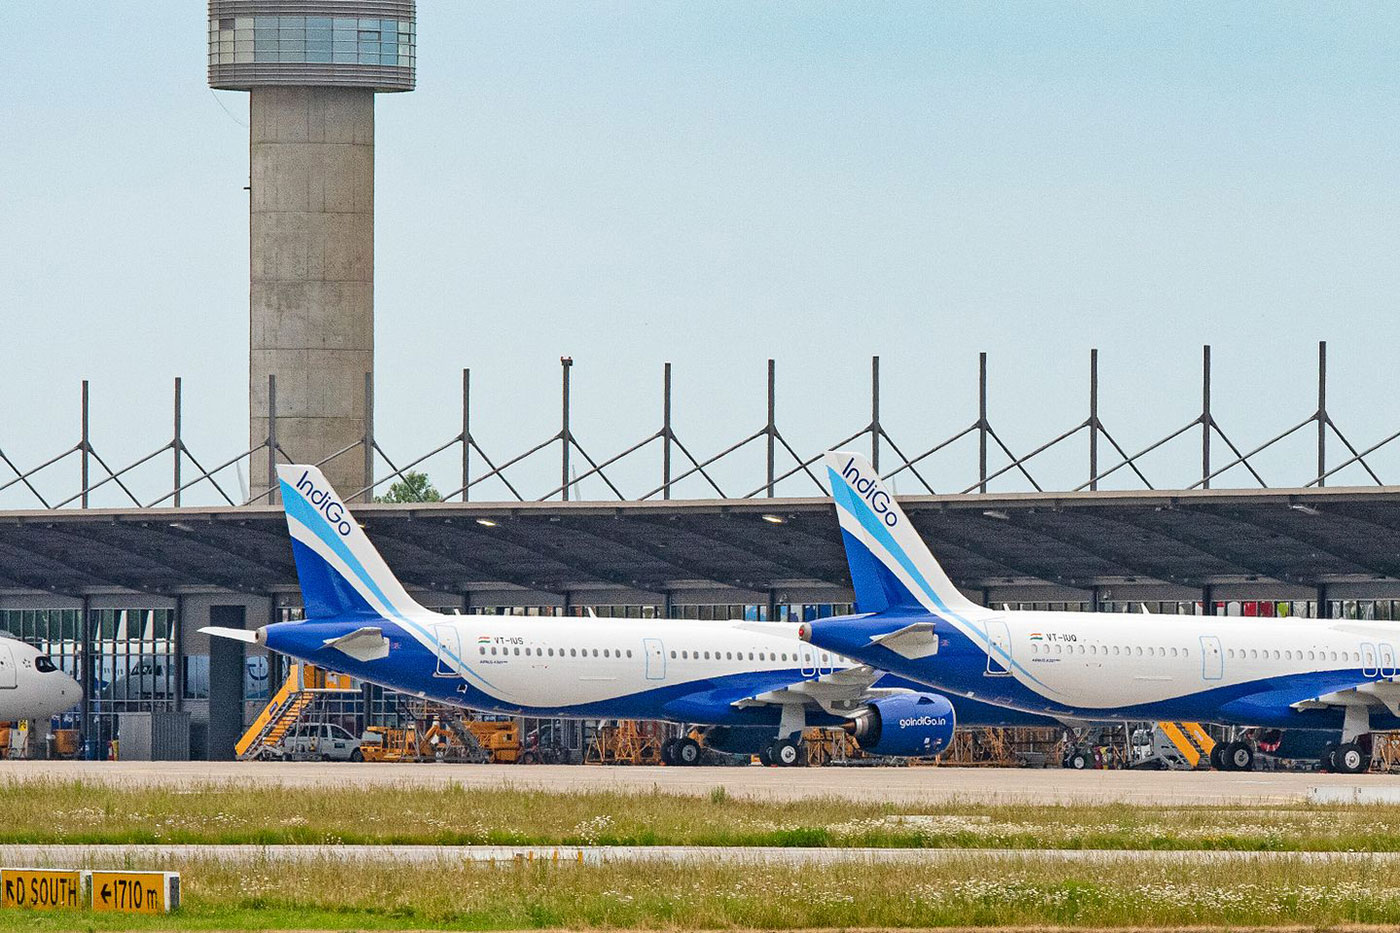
[209,15,414,68]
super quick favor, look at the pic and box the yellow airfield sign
[1,868,88,909]
[90,871,180,914]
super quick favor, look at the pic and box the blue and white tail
[276,465,429,622]
[823,451,980,616]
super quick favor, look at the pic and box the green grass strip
[7,777,1400,851]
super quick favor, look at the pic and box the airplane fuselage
[806,606,1400,732]
[0,636,81,722]
[262,614,1050,728]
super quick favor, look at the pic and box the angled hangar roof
[2,486,1400,600]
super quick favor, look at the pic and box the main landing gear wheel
[1319,742,1338,773]
[1334,742,1369,775]
[757,744,773,766]
[771,738,803,767]
[1221,741,1254,772]
[1065,751,1090,770]
[674,737,702,766]
[660,738,678,765]
[1208,743,1225,771]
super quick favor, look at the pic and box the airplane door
[643,638,665,680]
[1363,643,1379,678]
[434,625,462,677]
[800,648,817,678]
[1199,635,1223,681]
[0,644,14,689]
[985,621,1012,676]
[1381,644,1396,679]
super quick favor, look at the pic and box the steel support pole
[80,381,90,508]
[461,369,470,503]
[871,356,881,472]
[978,352,988,493]
[766,359,776,497]
[78,595,91,758]
[662,363,673,500]
[363,372,374,503]
[267,374,278,506]
[172,378,182,508]
[1089,348,1099,491]
[1317,340,1327,487]
[173,594,185,713]
[561,357,573,502]
[1201,345,1211,490]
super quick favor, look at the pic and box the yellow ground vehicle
[359,713,522,764]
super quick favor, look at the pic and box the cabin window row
[1030,643,1189,658]
[479,646,633,658]
[1226,647,1362,662]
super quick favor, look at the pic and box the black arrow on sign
[100,882,112,905]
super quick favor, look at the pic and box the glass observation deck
[208,4,415,92]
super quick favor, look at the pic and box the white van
[269,722,364,762]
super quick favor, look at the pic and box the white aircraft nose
[49,673,80,715]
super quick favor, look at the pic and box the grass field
[6,853,1400,930]
[5,777,1400,851]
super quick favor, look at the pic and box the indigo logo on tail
[295,470,354,537]
[842,457,899,527]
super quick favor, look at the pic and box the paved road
[0,760,1395,805]
[4,843,1399,868]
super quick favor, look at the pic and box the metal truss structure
[1,342,1393,511]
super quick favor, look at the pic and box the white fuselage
[993,610,1384,707]
[0,637,81,721]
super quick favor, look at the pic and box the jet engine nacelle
[846,693,956,758]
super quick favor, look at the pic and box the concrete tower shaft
[248,86,374,499]
[208,1,415,502]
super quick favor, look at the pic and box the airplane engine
[845,692,956,758]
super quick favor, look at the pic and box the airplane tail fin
[823,451,980,616]
[275,465,429,622]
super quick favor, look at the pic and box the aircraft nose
[52,673,80,710]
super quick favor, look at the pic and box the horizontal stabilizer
[869,621,939,659]
[322,626,390,662]
[200,626,261,644]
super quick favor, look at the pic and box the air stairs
[236,663,358,761]
[1153,721,1216,769]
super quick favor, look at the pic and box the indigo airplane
[205,465,1050,766]
[800,451,1400,774]
[0,635,80,722]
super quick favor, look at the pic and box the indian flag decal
[477,635,491,643]
[1028,633,1044,641]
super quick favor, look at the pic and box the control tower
[208,2,415,501]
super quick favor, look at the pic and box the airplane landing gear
[1208,743,1226,770]
[1332,741,1370,775]
[772,737,803,767]
[674,737,702,766]
[760,738,804,766]
[1217,741,1254,771]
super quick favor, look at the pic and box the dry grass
[7,854,1400,930]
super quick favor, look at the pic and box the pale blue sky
[3,3,1398,506]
